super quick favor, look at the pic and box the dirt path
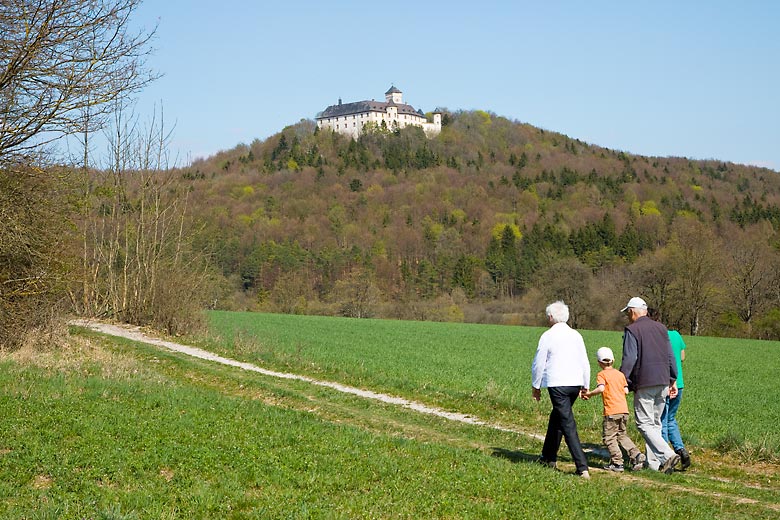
[71,319,780,515]
[70,319,544,441]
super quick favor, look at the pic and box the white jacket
[531,322,590,389]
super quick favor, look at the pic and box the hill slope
[178,111,780,337]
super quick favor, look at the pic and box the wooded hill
[177,111,780,338]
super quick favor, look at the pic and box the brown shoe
[661,454,681,475]
[631,453,646,471]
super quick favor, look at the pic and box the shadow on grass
[490,447,538,464]
[491,443,608,466]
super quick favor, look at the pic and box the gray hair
[546,301,569,324]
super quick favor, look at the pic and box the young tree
[332,267,381,318]
[72,105,213,335]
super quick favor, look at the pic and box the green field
[0,312,777,518]
[201,311,780,456]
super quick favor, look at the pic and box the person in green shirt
[648,308,691,470]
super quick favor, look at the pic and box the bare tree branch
[0,0,158,161]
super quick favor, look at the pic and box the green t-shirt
[668,330,685,389]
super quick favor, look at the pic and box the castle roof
[385,86,402,94]
[316,100,424,120]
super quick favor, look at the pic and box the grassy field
[0,313,777,518]
[200,311,780,458]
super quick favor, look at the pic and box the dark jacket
[620,316,677,391]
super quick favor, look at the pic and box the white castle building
[316,86,442,138]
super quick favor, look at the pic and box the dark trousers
[541,386,589,473]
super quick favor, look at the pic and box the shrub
[0,166,72,350]
[754,308,780,340]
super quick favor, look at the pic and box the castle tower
[385,86,403,104]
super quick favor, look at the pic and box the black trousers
[541,386,589,473]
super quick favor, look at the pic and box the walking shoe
[603,463,624,472]
[660,454,681,475]
[578,470,591,479]
[676,448,691,470]
[631,453,646,471]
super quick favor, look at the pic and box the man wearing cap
[531,300,591,479]
[620,297,680,474]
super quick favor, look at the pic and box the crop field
[0,312,778,518]
[202,311,780,456]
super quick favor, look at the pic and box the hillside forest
[167,112,780,338]
[2,1,780,345]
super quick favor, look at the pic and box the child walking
[582,347,646,471]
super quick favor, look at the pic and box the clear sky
[130,1,780,171]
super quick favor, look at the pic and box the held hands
[531,387,591,401]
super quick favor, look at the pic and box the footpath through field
[70,319,544,441]
[71,319,780,515]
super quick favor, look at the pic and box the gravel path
[64,320,780,512]
[70,319,544,441]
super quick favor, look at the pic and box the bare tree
[531,257,593,329]
[722,227,775,329]
[333,267,381,318]
[0,0,157,347]
[666,218,722,336]
[71,103,212,335]
[0,0,157,162]
[631,247,678,326]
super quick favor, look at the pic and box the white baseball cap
[621,296,648,313]
[596,347,614,362]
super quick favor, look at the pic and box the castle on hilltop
[316,86,441,138]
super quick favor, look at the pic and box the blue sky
[130,1,779,171]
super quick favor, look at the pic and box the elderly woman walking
[531,301,591,479]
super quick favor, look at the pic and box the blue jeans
[661,388,684,451]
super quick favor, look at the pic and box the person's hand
[580,388,590,400]
[669,382,678,399]
[532,387,541,401]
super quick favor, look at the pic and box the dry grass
[2,327,160,383]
